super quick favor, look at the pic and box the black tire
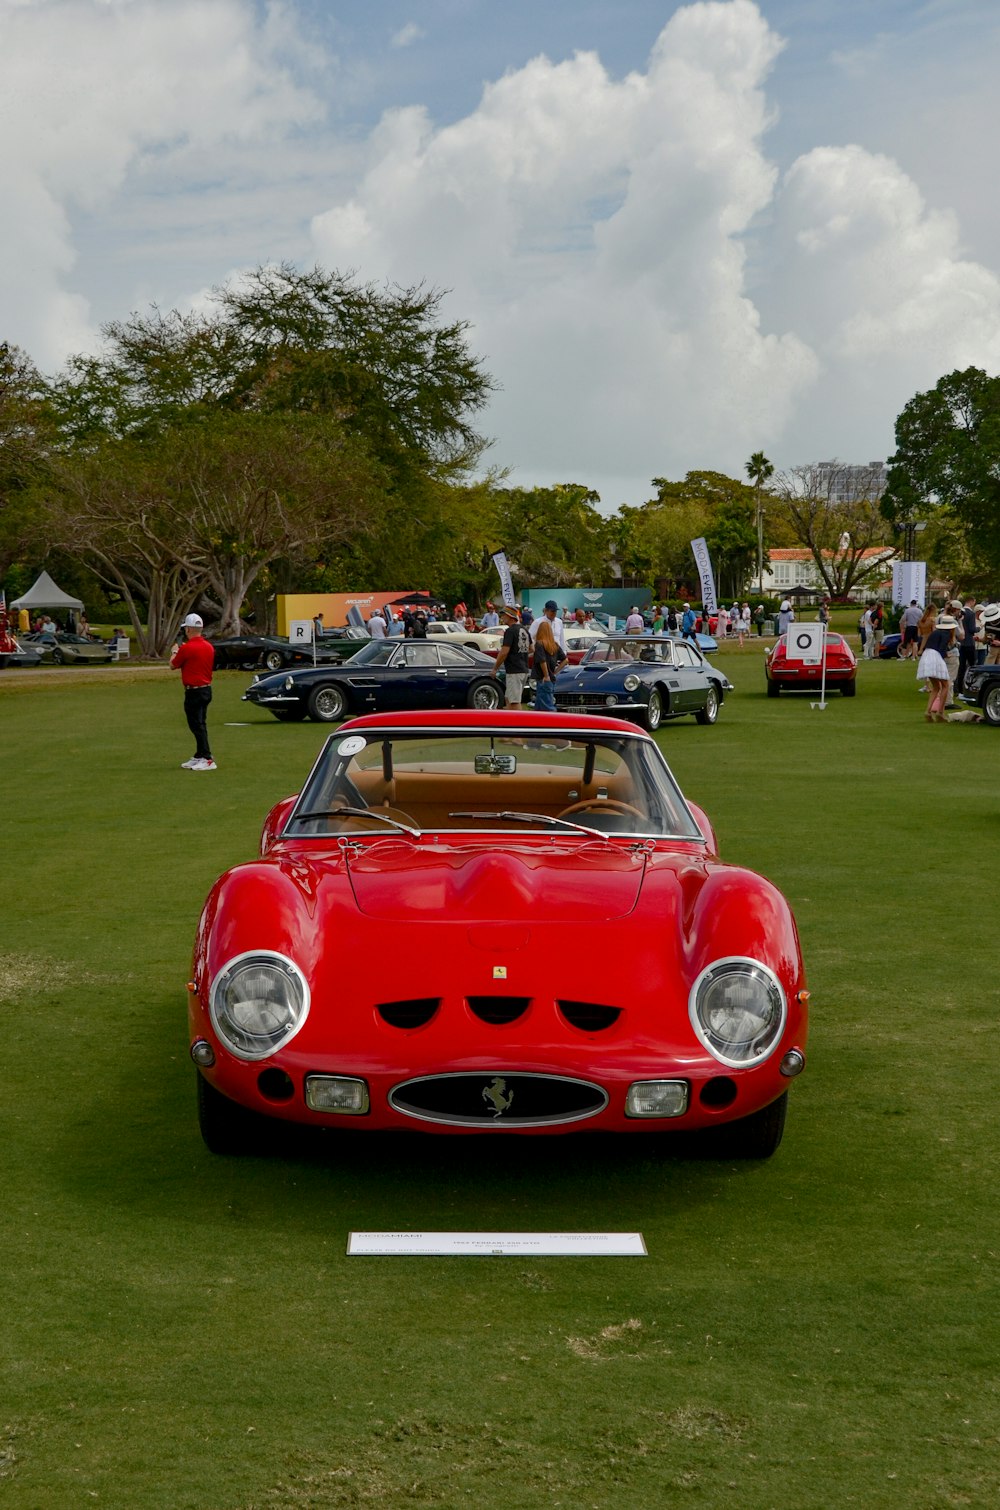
[264,650,284,672]
[841,679,857,697]
[712,1091,788,1160]
[695,684,720,725]
[766,678,781,697]
[52,649,65,665]
[982,685,1000,725]
[640,688,664,731]
[467,679,501,710]
[308,683,348,722]
[197,1073,264,1156]
[270,707,307,723]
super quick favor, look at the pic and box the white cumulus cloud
[310,0,1000,498]
[0,0,323,363]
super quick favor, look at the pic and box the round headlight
[689,958,785,1067]
[210,951,309,1060]
[623,674,640,691]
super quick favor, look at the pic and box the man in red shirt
[170,613,217,770]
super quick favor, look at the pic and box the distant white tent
[10,571,84,612]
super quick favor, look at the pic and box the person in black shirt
[493,603,531,706]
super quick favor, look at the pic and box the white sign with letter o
[788,622,825,665]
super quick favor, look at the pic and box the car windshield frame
[580,634,704,669]
[284,724,706,842]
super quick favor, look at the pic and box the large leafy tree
[0,343,54,571]
[37,263,495,638]
[883,367,1000,573]
[44,412,381,650]
[627,472,760,600]
[775,462,892,598]
[495,484,612,589]
[51,265,494,479]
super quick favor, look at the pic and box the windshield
[345,640,399,667]
[286,727,703,839]
[584,636,687,667]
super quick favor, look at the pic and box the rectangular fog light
[625,1080,689,1118]
[305,1075,370,1114]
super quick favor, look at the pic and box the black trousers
[184,686,213,760]
[957,643,976,692]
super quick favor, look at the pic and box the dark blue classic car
[243,637,501,722]
[553,635,731,730]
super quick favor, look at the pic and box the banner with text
[892,560,927,607]
[689,537,718,616]
[491,551,517,608]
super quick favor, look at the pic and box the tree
[38,262,497,637]
[0,343,54,570]
[635,472,760,599]
[45,412,382,649]
[884,367,1000,573]
[745,451,774,595]
[51,265,495,481]
[775,462,892,598]
[495,484,612,589]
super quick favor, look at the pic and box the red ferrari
[765,632,857,696]
[189,711,808,1158]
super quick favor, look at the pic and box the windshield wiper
[448,810,611,841]
[288,806,420,837]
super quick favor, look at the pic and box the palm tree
[745,452,774,594]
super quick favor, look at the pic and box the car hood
[345,842,647,921]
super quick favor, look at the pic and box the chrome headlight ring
[209,950,310,1061]
[688,956,786,1069]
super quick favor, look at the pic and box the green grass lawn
[2,656,998,1509]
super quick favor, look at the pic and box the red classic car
[765,631,857,696]
[189,711,808,1158]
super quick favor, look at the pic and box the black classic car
[553,635,732,730]
[243,637,502,722]
[961,663,1000,724]
[207,634,353,672]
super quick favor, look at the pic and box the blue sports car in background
[553,635,732,730]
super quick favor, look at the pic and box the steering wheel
[559,798,645,821]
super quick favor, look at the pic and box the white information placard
[786,621,825,665]
[347,1231,647,1257]
[289,619,313,645]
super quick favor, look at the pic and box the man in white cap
[170,613,217,770]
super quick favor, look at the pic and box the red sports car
[765,632,857,696]
[188,711,808,1158]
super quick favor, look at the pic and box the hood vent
[377,997,440,1029]
[467,996,530,1025]
[557,1000,621,1032]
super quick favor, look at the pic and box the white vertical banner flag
[787,621,825,665]
[689,538,718,616]
[892,560,927,606]
[491,551,516,607]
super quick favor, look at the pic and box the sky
[3,0,1000,510]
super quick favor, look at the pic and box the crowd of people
[906,595,1000,721]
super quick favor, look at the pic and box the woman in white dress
[916,610,955,721]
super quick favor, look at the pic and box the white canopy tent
[10,571,84,612]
